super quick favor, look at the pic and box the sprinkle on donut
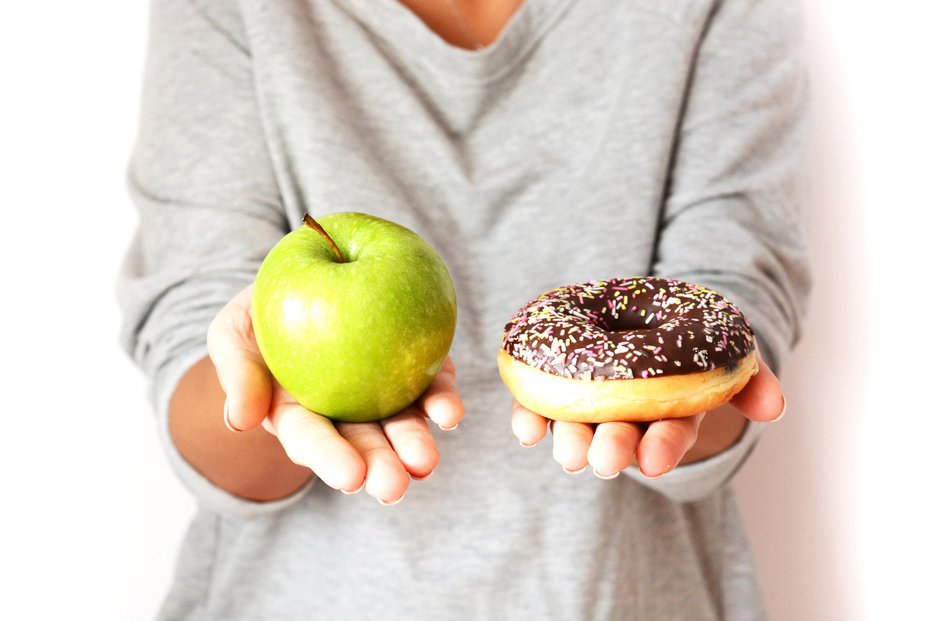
[501,277,755,381]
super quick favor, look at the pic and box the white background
[0,1,929,619]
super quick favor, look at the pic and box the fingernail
[519,439,538,448]
[772,397,787,422]
[341,478,366,495]
[438,422,459,431]
[640,464,673,479]
[594,469,621,480]
[223,399,243,433]
[378,494,405,506]
[562,465,587,475]
[411,471,434,481]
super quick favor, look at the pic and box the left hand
[510,354,785,479]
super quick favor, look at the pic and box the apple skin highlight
[252,212,457,423]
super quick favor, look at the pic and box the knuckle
[206,315,225,353]
[335,422,373,443]
[207,310,239,354]
[442,357,456,378]
[383,413,428,437]
[395,432,432,460]
[367,444,400,464]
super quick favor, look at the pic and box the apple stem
[303,213,346,263]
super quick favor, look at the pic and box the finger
[441,356,456,380]
[729,354,785,422]
[587,422,643,479]
[268,402,367,493]
[381,409,440,480]
[337,422,410,505]
[207,285,272,432]
[418,357,463,431]
[511,400,549,448]
[636,415,704,478]
[551,420,595,473]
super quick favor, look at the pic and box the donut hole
[598,311,664,335]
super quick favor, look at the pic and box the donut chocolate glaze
[499,277,759,422]
[502,277,755,380]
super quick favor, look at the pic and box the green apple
[252,212,457,423]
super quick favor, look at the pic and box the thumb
[728,353,785,422]
[207,285,273,432]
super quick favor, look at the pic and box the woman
[119,0,810,618]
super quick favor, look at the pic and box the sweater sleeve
[631,0,812,502]
[117,0,310,518]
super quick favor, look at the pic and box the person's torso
[170,2,764,619]
[242,0,715,382]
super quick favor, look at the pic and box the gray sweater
[118,0,810,619]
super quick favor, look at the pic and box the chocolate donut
[497,277,759,422]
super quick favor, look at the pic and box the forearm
[168,356,314,502]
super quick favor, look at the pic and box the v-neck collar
[334,0,572,87]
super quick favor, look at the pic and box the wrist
[680,403,748,465]
[169,356,315,502]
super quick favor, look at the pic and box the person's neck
[396,0,525,50]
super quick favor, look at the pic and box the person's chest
[240,0,715,366]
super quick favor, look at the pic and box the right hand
[207,285,464,505]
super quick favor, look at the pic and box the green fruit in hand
[252,212,457,423]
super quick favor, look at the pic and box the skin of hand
[207,285,465,505]
[510,353,785,479]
